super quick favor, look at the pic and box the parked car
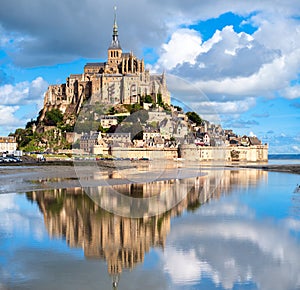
[0,156,22,163]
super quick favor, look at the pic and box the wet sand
[0,160,206,194]
[1,161,299,194]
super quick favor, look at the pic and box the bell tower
[107,6,122,73]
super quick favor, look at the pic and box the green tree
[130,103,142,114]
[98,124,107,133]
[44,109,64,126]
[157,94,163,106]
[59,124,74,132]
[117,115,127,124]
[108,106,116,115]
[186,111,203,126]
[140,95,153,106]
[173,105,183,112]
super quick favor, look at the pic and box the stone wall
[180,144,268,162]
[110,147,178,160]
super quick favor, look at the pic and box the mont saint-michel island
[2,9,267,164]
[1,2,300,290]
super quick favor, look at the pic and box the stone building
[41,9,170,120]
[0,136,17,153]
[80,132,102,153]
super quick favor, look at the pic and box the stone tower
[107,6,123,74]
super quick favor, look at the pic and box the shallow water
[0,167,300,290]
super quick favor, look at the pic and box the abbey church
[42,9,170,117]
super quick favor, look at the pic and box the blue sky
[0,0,300,153]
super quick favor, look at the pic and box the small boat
[294,184,300,193]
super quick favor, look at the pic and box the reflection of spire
[110,5,121,49]
[112,274,119,289]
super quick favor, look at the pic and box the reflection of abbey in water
[26,169,267,278]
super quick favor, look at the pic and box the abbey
[42,9,170,116]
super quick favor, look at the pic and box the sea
[268,153,300,165]
[0,159,300,290]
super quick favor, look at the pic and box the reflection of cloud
[198,201,254,218]
[0,194,17,211]
[164,248,203,284]
[164,201,300,290]
[0,194,45,238]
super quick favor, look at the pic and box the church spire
[110,6,121,49]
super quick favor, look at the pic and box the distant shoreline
[225,163,300,175]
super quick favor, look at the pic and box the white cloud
[252,14,300,54]
[155,28,203,70]
[281,85,300,100]
[0,77,48,134]
[0,77,48,106]
[155,10,300,116]
[191,98,256,116]
[0,105,22,127]
[193,51,299,97]
[282,218,300,232]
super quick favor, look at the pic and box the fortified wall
[93,146,178,160]
[180,144,268,163]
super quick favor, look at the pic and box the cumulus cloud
[152,8,299,128]
[153,5,300,125]
[0,105,22,130]
[281,85,300,99]
[0,77,48,134]
[0,77,48,106]
[169,26,280,82]
[155,28,203,70]
[192,50,299,97]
